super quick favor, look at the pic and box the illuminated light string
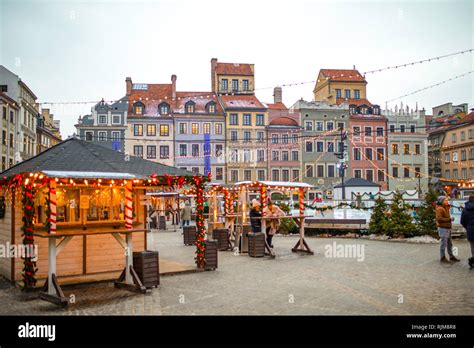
[21,48,471,107]
[385,71,474,104]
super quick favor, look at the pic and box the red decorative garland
[22,183,37,289]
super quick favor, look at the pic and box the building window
[392,144,398,155]
[243,114,251,126]
[306,165,313,178]
[215,144,223,158]
[451,133,457,142]
[292,169,300,181]
[306,141,313,152]
[257,149,265,162]
[160,124,169,136]
[272,151,279,161]
[159,103,169,115]
[272,134,279,144]
[316,141,324,152]
[230,114,238,125]
[231,131,238,142]
[328,165,335,178]
[444,153,450,163]
[344,89,350,98]
[192,167,200,175]
[316,122,323,131]
[410,125,416,133]
[272,169,279,181]
[354,169,362,178]
[134,124,143,136]
[366,169,374,182]
[243,80,249,91]
[415,144,421,155]
[404,167,410,178]
[216,167,223,180]
[365,127,372,136]
[258,170,265,181]
[393,167,398,178]
[231,170,238,182]
[0,85,7,92]
[179,144,187,157]
[377,170,385,182]
[244,169,252,180]
[185,102,195,114]
[337,122,344,130]
[354,90,360,99]
[354,148,361,160]
[215,123,223,135]
[445,170,450,179]
[281,169,289,182]
[327,141,334,152]
[191,123,199,134]
[134,103,144,115]
[292,134,298,143]
[111,115,121,124]
[244,131,251,142]
[326,121,334,131]
[206,102,216,114]
[256,114,264,126]
[147,124,156,136]
[335,89,341,98]
[257,131,264,142]
[147,145,156,159]
[415,167,421,178]
[282,151,289,161]
[305,121,313,131]
[376,127,384,136]
[390,125,395,133]
[192,144,199,157]
[98,115,107,124]
[98,131,107,142]
[317,165,324,177]
[470,148,474,160]
[203,123,211,134]
[353,126,360,136]
[403,144,410,155]
[85,131,93,141]
[462,168,467,179]
[282,134,289,144]
[221,79,228,92]
[376,148,384,161]
[160,145,169,159]
[179,123,187,134]
[365,148,373,160]
[232,79,239,92]
[10,110,14,122]
[292,151,298,161]
[2,130,6,145]
[112,131,120,141]
[461,149,467,161]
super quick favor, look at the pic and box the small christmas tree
[415,188,438,237]
[387,191,417,238]
[369,196,389,235]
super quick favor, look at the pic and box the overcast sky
[1,0,472,137]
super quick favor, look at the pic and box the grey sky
[1,0,473,138]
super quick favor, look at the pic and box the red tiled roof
[128,84,173,116]
[320,69,365,82]
[266,102,288,110]
[219,95,265,109]
[174,92,224,114]
[336,98,373,107]
[458,111,474,124]
[215,62,253,76]
[269,117,298,126]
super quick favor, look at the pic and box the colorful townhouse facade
[211,58,268,183]
[36,108,61,154]
[266,87,302,184]
[125,77,174,167]
[0,92,19,171]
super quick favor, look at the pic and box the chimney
[273,87,282,104]
[171,74,177,99]
[125,77,132,96]
[211,58,218,92]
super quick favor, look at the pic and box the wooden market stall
[0,138,210,306]
[234,181,314,256]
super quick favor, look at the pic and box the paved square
[0,231,473,315]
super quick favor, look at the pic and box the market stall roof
[0,137,193,179]
[234,181,314,188]
[334,178,380,188]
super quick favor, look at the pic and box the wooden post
[125,181,133,229]
[125,233,133,284]
[48,238,56,295]
[260,185,267,234]
[292,187,313,255]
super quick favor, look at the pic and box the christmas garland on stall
[22,182,37,289]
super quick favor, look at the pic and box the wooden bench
[305,218,367,237]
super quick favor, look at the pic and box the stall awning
[41,171,142,179]
[234,181,314,188]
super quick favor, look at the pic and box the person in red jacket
[435,196,460,263]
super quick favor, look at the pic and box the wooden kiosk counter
[0,138,210,306]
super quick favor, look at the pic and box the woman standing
[435,196,460,263]
[263,199,285,248]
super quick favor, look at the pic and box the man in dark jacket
[435,196,460,263]
[249,199,262,233]
[460,195,474,267]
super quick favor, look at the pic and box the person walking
[263,199,285,248]
[249,199,262,233]
[460,195,474,267]
[435,196,460,263]
[181,201,192,227]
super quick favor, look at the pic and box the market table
[34,228,148,307]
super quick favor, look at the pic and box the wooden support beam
[112,233,127,249]
[56,236,74,255]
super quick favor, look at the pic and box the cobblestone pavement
[0,231,473,315]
